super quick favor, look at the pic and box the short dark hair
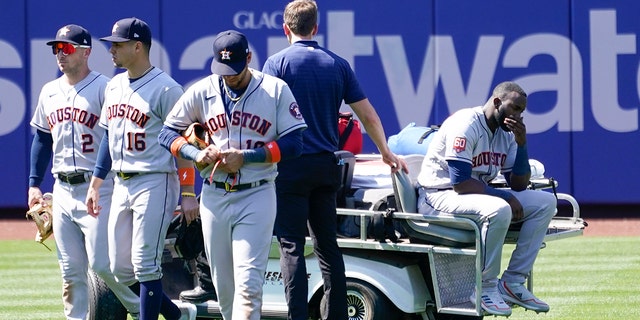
[493,81,527,99]
[284,0,318,37]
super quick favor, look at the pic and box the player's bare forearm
[86,177,104,217]
[350,99,407,173]
[27,187,43,208]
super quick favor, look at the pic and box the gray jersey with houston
[100,68,184,173]
[164,68,307,184]
[417,106,517,189]
[31,71,108,174]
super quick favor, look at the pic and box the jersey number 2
[82,134,94,153]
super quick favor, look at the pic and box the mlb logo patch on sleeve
[453,137,466,153]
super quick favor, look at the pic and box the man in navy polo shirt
[263,1,407,319]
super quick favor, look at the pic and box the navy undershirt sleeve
[158,125,180,151]
[29,130,53,188]
[512,145,531,175]
[447,159,472,185]
[93,132,112,179]
[277,128,304,160]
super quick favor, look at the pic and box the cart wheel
[87,269,128,320]
[320,279,401,320]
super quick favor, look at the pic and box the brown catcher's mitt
[26,192,54,251]
[183,123,210,170]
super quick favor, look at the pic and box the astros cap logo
[220,49,232,61]
[59,27,70,37]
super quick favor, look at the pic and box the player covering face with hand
[416,81,556,317]
[158,30,306,320]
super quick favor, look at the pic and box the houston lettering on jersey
[206,111,273,136]
[106,104,150,128]
[46,106,99,130]
[472,152,507,168]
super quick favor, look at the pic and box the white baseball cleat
[471,288,512,317]
[498,280,550,313]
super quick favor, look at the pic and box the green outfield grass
[1,237,639,320]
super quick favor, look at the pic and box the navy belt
[421,186,452,192]
[58,172,89,185]
[205,179,268,192]
[116,172,140,180]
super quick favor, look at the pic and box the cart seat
[391,170,478,247]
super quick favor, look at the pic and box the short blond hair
[284,0,318,36]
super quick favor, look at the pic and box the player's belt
[57,172,89,185]
[205,179,268,192]
[420,187,452,192]
[116,172,140,180]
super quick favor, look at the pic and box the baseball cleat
[179,286,217,304]
[498,280,550,313]
[471,288,512,317]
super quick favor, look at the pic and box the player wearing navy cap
[159,29,307,320]
[85,17,197,320]
[29,24,141,320]
[262,1,407,319]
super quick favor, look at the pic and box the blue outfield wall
[1,0,638,208]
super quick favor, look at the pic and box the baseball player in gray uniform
[85,17,196,320]
[159,30,307,320]
[417,81,555,317]
[28,24,140,319]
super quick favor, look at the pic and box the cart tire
[320,279,401,320]
[87,269,128,320]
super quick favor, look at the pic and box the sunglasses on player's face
[51,42,90,56]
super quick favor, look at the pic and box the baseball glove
[183,123,210,170]
[183,123,210,150]
[26,192,54,251]
[168,213,204,260]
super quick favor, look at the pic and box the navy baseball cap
[100,17,151,44]
[210,30,249,76]
[46,24,92,47]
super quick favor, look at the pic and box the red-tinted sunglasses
[51,42,90,55]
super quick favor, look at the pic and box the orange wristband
[265,141,281,163]
[178,167,195,186]
[170,137,188,158]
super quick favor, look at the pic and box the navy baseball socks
[129,280,195,320]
